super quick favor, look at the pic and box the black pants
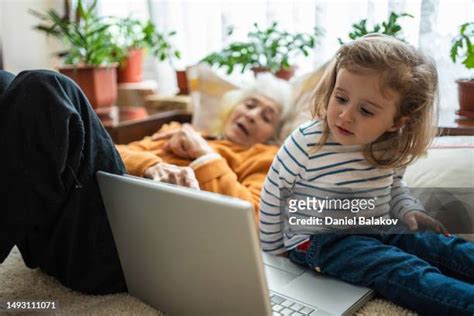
[0,70,128,294]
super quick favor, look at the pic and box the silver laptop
[97,171,373,316]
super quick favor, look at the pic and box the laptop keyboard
[270,294,319,316]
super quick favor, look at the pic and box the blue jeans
[289,232,474,315]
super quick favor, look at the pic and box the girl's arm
[389,168,426,220]
[259,126,309,254]
[259,154,287,254]
[390,169,449,234]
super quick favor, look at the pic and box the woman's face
[223,94,282,147]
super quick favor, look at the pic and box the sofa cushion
[405,137,474,234]
[405,137,474,188]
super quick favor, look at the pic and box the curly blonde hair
[312,34,439,169]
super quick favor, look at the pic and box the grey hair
[218,73,293,144]
[243,73,293,119]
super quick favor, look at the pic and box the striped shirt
[259,120,425,254]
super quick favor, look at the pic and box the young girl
[259,34,474,315]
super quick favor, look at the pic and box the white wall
[0,0,62,74]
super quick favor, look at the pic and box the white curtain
[100,0,474,110]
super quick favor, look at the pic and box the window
[99,0,474,111]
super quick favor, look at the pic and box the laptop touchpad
[264,265,301,290]
[278,271,371,314]
[261,253,306,275]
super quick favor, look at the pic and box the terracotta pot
[59,65,118,108]
[251,66,271,77]
[118,106,148,121]
[251,66,295,81]
[275,67,295,81]
[95,106,148,126]
[456,79,474,118]
[176,70,189,95]
[117,49,144,83]
[94,106,118,126]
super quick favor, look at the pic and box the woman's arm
[115,122,184,176]
[191,152,275,221]
[115,144,162,176]
[152,123,271,215]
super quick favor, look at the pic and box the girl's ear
[387,116,410,132]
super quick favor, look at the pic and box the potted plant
[450,22,474,118]
[112,17,181,83]
[201,22,321,80]
[30,0,120,108]
[338,12,413,44]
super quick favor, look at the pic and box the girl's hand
[403,210,450,236]
[152,124,214,160]
[144,162,200,190]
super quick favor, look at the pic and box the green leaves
[450,22,474,70]
[108,17,181,65]
[338,12,413,44]
[31,0,118,66]
[202,22,322,74]
[31,0,180,67]
[201,41,258,74]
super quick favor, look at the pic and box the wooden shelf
[102,107,474,146]
[438,110,474,136]
[104,110,192,144]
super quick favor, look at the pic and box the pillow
[186,64,239,135]
[278,62,329,142]
[405,137,474,187]
[187,64,293,140]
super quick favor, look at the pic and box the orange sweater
[115,122,279,221]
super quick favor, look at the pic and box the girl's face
[326,68,405,146]
[224,94,282,147]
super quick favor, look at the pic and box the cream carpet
[0,247,419,316]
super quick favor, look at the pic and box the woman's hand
[144,162,200,190]
[152,124,214,160]
[403,210,450,235]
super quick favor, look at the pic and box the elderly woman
[117,73,291,217]
[0,70,291,295]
